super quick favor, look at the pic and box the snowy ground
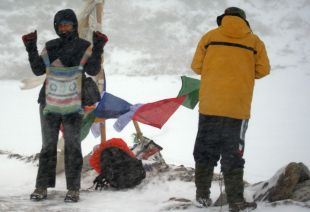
[0,71,309,211]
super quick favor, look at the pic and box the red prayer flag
[132,96,186,129]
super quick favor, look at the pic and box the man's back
[191,15,270,119]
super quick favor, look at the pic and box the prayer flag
[94,92,132,119]
[177,76,200,109]
[132,96,186,129]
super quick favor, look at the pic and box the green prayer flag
[177,76,200,109]
[80,111,96,142]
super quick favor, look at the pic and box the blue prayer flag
[94,92,132,119]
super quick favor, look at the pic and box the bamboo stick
[133,120,143,142]
[95,2,107,143]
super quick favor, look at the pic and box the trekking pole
[219,172,224,212]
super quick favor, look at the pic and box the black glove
[93,31,108,49]
[22,30,38,52]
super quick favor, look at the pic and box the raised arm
[84,31,108,76]
[22,30,46,76]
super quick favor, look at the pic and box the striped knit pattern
[42,46,92,115]
[41,48,50,66]
[44,66,82,115]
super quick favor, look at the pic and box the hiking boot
[195,163,214,207]
[223,168,245,206]
[30,188,47,201]
[64,190,80,203]
[229,201,257,212]
[196,196,212,207]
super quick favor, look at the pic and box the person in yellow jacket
[191,7,270,212]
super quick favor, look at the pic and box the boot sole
[64,197,79,203]
[30,195,47,201]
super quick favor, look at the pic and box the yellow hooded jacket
[191,16,270,119]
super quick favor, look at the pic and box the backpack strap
[40,47,50,66]
[41,45,92,67]
[93,174,109,191]
[79,45,93,66]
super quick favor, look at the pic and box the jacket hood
[54,9,78,39]
[219,16,251,38]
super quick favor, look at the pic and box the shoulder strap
[93,174,108,191]
[40,47,50,66]
[79,46,93,66]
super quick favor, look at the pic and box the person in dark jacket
[22,9,108,203]
[191,7,270,212]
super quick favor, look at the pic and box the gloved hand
[92,31,108,49]
[22,30,37,52]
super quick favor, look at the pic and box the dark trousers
[193,114,248,173]
[35,105,83,190]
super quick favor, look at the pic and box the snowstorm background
[0,0,309,79]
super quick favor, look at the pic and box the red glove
[22,30,37,52]
[93,31,108,48]
[22,30,37,42]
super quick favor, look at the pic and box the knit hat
[224,7,246,19]
[217,7,248,26]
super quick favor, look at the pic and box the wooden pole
[133,120,143,142]
[96,2,103,24]
[95,2,107,143]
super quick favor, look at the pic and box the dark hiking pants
[193,114,249,203]
[36,105,83,190]
[193,114,248,173]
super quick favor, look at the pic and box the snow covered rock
[251,162,310,202]
[0,150,39,164]
[212,162,310,207]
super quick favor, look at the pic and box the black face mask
[54,9,79,41]
[58,30,77,42]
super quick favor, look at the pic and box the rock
[291,180,310,202]
[0,150,39,164]
[268,162,302,201]
[298,163,310,181]
[251,162,310,202]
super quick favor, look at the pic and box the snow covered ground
[0,71,309,211]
